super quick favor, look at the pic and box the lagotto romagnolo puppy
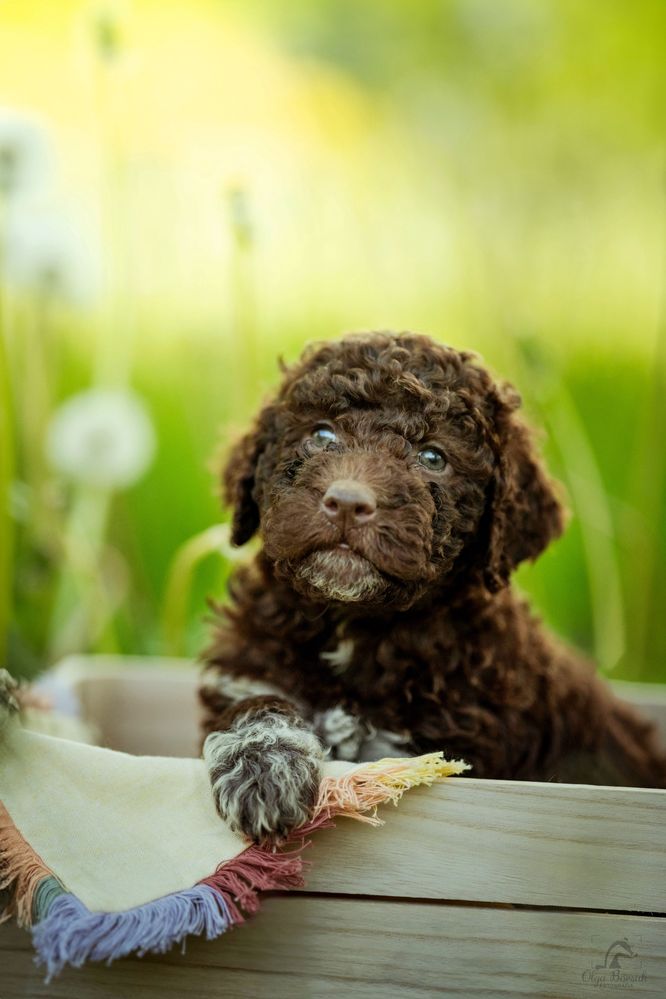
[199,331,666,843]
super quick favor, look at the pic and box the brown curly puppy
[200,331,666,843]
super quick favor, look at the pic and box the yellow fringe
[315,751,470,826]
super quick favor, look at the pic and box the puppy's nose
[322,479,377,526]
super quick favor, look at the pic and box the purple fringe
[32,885,236,981]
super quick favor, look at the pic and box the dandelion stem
[227,185,257,420]
[0,275,13,665]
[0,196,14,665]
[512,339,626,673]
[46,486,113,662]
[162,524,240,657]
[541,389,626,673]
[623,175,666,679]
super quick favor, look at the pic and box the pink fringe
[0,803,55,927]
[199,808,341,923]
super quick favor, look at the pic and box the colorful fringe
[0,752,466,979]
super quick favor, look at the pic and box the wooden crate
[2,657,666,998]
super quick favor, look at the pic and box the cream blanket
[1,719,257,911]
[0,688,467,978]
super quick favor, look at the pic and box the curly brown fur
[201,331,666,840]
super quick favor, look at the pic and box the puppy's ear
[483,387,565,591]
[222,403,278,546]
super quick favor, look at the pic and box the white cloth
[0,721,354,913]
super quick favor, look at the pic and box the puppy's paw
[314,705,366,761]
[204,713,324,844]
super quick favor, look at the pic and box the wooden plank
[614,681,666,741]
[51,655,201,757]
[2,896,665,999]
[301,778,666,913]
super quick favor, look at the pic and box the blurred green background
[0,0,664,682]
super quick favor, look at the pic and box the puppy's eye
[311,426,337,446]
[417,447,446,471]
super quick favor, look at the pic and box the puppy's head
[222,332,564,610]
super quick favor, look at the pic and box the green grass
[8,317,663,683]
[2,0,665,683]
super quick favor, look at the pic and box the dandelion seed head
[3,212,100,305]
[0,110,51,197]
[46,389,156,490]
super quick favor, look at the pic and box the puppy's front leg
[203,696,324,844]
[314,705,413,762]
